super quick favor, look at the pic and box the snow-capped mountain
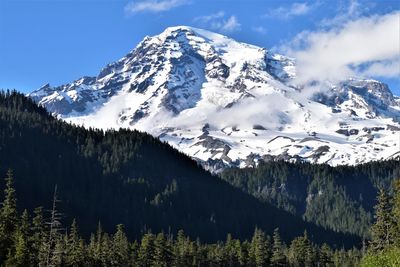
[29,26,400,171]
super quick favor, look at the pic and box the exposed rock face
[29,26,400,172]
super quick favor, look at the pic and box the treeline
[221,160,400,238]
[0,90,359,246]
[0,170,362,267]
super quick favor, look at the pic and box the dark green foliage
[271,228,286,267]
[391,180,400,246]
[0,177,364,266]
[360,179,400,266]
[221,159,399,238]
[0,90,358,246]
[369,188,394,251]
[0,169,18,262]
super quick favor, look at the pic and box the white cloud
[282,11,400,84]
[361,60,400,78]
[265,2,314,19]
[220,16,241,33]
[124,0,188,14]
[194,12,241,33]
[194,11,225,23]
[319,0,368,27]
[252,26,267,34]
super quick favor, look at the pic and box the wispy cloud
[319,0,371,27]
[194,11,225,23]
[281,10,400,84]
[264,2,314,19]
[124,0,189,14]
[194,11,241,33]
[252,26,267,34]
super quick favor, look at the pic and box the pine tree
[173,230,190,267]
[370,188,394,251]
[65,219,85,266]
[14,210,31,266]
[288,231,314,267]
[50,235,66,267]
[6,210,31,266]
[130,240,140,267]
[0,169,18,262]
[392,179,400,246]
[89,222,103,266]
[111,224,130,266]
[319,243,333,267]
[303,231,315,267]
[152,232,169,267]
[100,233,111,267]
[250,228,270,267]
[31,207,45,266]
[224,233,238,266]
[138,233,154,267]
[271,228,286,267]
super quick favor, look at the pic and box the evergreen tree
[50,235,66,267]
[8,228,29,266]
[288,231,314,267]
[318,243,333,267]
[370,188,394,251]
[173,230,190,267]
[224,233,239,266]
[138,233,154,267]
[111,224,130,266]
[65,219,85,266]
[90,222,104,266]
[392,179,400,246]
[31,207,48,267]
[0,169,18,261]
[152,232,169,267]
[6,210,31,266]
[100,233,112,267]
[271,228,286,267]
[249,228,270,267]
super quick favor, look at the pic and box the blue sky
[0,0,399,95]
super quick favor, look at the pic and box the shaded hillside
[0,90,358,247]
[221,160,400,238]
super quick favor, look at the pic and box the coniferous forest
[0,90,399,266]
[1,169,399,266]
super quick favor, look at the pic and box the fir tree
[370,188,394,251]
[138,233,154,267]
[100,233,112,267]
[271,228,286,267]
[6,210,31,266]
[31,207,45,266]
[174,230,190,267]
[392,179,400,246]
[318,243,333,267]
[0,169,18,261]
[65,219,85,266]
[250,228,270,267]
[152,232,169,267]
[111,224,130,266]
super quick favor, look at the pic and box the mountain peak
[28,26,400,170]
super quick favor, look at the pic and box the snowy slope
[29,26,400,171]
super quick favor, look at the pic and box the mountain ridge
[29,26,400,171]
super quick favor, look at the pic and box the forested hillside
[221,160,400,238]
[0,91,357,247]
[1,170,399,266]
[0,172,365,266]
